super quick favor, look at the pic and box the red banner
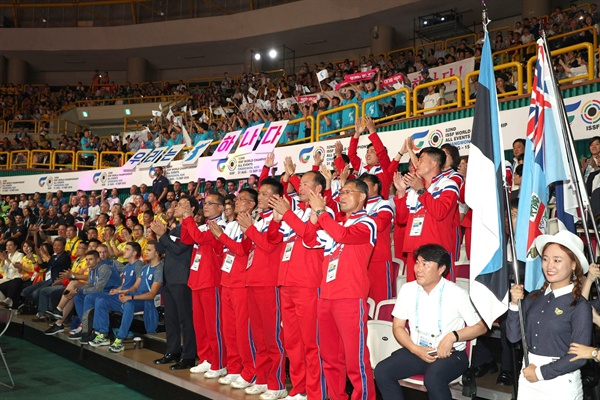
[335,68,378,90]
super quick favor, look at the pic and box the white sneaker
[190,360,211,374]
[245,384,268,395]
[204,368,227,379]
[282,394,306,400]
[231,375,253,389]
[261,389,289,400]
[218,373,240,385]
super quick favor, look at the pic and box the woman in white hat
[507,230,592,400]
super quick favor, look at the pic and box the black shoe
[44,324,65,335]
[170,359,195,370]
[154,353,181,365]
[45,308,63,320]
[473,361,498,378]
[496,371,513,386]
[80,331,96,344]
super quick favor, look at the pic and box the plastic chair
[366,297,376,319]
[401,339,476,387]
[366,320,402,369]
[374,299,397,322]
[0,308,14,389]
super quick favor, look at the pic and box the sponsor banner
[1,92,598,194]
[408,58,475,92]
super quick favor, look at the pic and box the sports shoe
[231,375,253,389]
[108,338,124,353]
[190,360,211,374]
[89,333,110,347]
[261,389,289,400]
[68,326,83,340]
[204,368,227,379]
[218,373,240,385]
[45,307,63,320]
[282,394,306,400]
[80,331,96,344]
[245,384,268,395]
[44,323,64,335]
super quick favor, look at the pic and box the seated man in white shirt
[374,244,487,400]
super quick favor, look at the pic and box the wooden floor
[9,313,514,400]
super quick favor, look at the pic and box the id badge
[282,240,295,261]
[417,332,435,348]
[190,252,201,271]
[246,250,255,269]
[45,270,52,281]
[409,216,425,237]
[222,253,235,273]
[326,258,339,282]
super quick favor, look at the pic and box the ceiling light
[254,53,261,61]
[269,49,277,59]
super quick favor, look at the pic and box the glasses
[339,190,361,195]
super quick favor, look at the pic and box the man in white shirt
[374,244,487,400]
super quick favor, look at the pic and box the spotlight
[424,20,428,25]
[440,17,445,21]
[254,53,261,61]
[269,49,277,59]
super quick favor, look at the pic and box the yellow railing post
[99,151,124,168]
[0,151,8,170]
[361,88,411,124]
[8,150,30,169]
[315,103,360,141]
[412,76,463,116]
[526,43,595,91]
[464,61,524,105]
[30,150,53,169]
[74,151,98,170]
[54,150,76,170]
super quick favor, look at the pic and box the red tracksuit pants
[318,298,375,400]
[247,286,286,390]
[280,286,324,399]
[368,260,396,305]
[221,286,256,382]
[191,287,226,370]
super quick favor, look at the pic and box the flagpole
[539,32,600,270]
[481,1,530,367]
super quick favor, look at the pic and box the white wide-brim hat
[534,230,589,274]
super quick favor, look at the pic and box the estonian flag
[464,28,509,328]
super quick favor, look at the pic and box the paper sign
[182,140,212,165]
[234,124,265,156]
[211,130,242,160]
[138,147,168,169]
[254,120,288,154]
[122,149,152,171]
[154,144,185,167]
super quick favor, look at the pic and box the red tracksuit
[305,210,377,400]
[348,132,394,198]
[218,221,256,383]
[364,196,395,304]
[245,210,286,391]
[394,172,459,282]
[267,202,325,400]
[181,216,227,371]
[442,168,464,262]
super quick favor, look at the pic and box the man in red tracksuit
[393,147,459,282]
[267,170,328,400]
[238,178,287,400]
[207,188,258,390]
[348,117,393,198]
[179,193,228,377]
[304,179,377,400]
[358,173,395,304]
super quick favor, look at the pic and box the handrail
[0,151,8,170]
[526,42,595,91]
[465,61,523,105]
[412,76,462,116]
[7,119,38,134]
[99,151,124,168]
[74,151,98,170]
[416,41,444,58]
[388,46,416,60]
[8,149,29,169]
[30,150,53,169]
[445,33,477,49]
[362,88,411,123]
[0,121,5,135]
[546,26,598,57]
[72,94,186,108]
[280,116,315,146]
[53,150,75,170]
[315,103,360,141]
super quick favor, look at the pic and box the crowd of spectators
[0,2,598,166]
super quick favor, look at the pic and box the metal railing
[412,76,463,116]
[465,61,524,105]
[315,104,359,141]
[362,88,411,123]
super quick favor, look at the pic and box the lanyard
[415,281,445,336]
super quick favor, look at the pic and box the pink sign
[254,121,289,154]
[211,130,242,160]
[234,124,265,156]
[335,68,378,90]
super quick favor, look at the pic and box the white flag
[181,105,187,112]
[248,86,258,96]
[317,69,329,82]
[151,110,161,117]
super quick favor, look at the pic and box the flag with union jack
[516,39,575,292]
